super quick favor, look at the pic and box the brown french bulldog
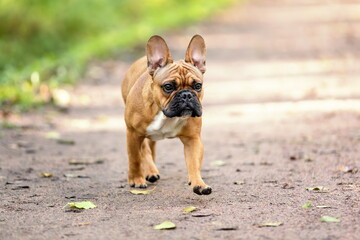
[121,35,211,195]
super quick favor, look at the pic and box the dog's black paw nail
[147,175,157,183]
[201,187,212,195]
[130,183,135,187]
[138,184,147,189]
[193,186,202,195]
[188,181,191,186]
[146,175,160,183]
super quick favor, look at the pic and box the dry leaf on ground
[41,173,53,178]
[66,201,96,209]
[233,181,245,185]
[130,188,156,195]
[182,206,197,213]
[320,216,340,223]
[302,201,312,209]
[258,222,283,227]
[153,221,176,230]
[211,160,226,167]
[306,186,329,191]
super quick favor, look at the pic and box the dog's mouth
[163,104,200,118]
[162,90,202,118]
[180,108,193,117]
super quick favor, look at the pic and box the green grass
[0,120,19,129]
[0,0,236,111]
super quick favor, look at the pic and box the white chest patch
[146,112,188,141]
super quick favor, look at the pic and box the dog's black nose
[180,91,193,100]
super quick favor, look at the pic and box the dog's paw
[129,176,147,188]
[193,185,212,195]
[146,174,160,183]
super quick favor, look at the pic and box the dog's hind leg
[141,138,160,183]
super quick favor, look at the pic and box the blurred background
[0,0,359,130]
[0,0,234,113]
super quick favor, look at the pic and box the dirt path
[1,0,360,239]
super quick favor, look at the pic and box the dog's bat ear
[185,35,206,74]
[146,35,172,76]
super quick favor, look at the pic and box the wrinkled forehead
[153,60,203,83]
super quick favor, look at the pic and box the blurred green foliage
[0,0,235,111]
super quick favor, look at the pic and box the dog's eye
[193,82,202,92]
[162,83,175,93]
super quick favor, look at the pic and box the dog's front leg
[126,129,147,188]
[180,136,212,195]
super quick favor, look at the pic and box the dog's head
[146,35,206,118]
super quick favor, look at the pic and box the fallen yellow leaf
[153,221,176,230]
[41,172,53,178]
[130,187,156,195]
[182,206,197,213]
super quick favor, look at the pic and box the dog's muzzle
[162,90,202,118]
